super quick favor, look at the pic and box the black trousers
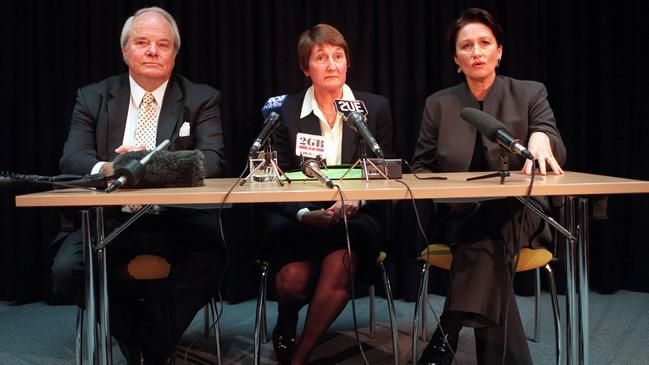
[434,198,551,365]
[51,207,224,362]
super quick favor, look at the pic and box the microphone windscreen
[460,107,506,141]
[113,150,205,188]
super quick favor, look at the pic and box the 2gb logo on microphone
[295,133,326,159]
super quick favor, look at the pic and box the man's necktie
[125,92,157,212]
[135,92,158,150]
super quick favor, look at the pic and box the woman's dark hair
[446,8,504,54]
[297,23,349,72]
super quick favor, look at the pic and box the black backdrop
[1,0,647,302]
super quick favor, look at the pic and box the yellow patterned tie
[135,92,158,150]
[125,92,158,212]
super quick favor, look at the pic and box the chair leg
[529,267,542,342]
[544,263,562,365]
[76,306,83,365]
[203,305,210,339]
[208,298,223,365]
[369,284,376,338]
[261,287,268,344]
[379,262,400,365]
[420,268,430,342]
[254,262,270,365]
[412,262,429,364]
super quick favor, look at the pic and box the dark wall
[1,0,647,301]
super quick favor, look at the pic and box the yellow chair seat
[419,244,453,270]
[516,247,553,272]
[127,254,171,280]
[419,245,552,272]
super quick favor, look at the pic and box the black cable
[0,172,106,191]
[499,165,536,365]
[402,160,447,180]
[182,164,248,364]
[393,177,458,365]
[333,183,371,365]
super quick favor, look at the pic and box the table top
[15,171,649,207]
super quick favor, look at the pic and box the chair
[412,244,561,365]
[253,251,400,365]
[75,254,223,365]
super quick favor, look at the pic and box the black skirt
[261,210,381,283]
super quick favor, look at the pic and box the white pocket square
[179,122,191,137]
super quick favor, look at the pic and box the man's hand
[115,144,147,154]
[99,162,114,177]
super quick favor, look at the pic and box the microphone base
[466,170,511,185]
[240,150,291,187]
[340,157,393,182]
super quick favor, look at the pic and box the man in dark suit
[51,7,224,364]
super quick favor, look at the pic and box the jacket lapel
[481,77,505,170]
[106,75,130,160]
[298,113,321,136]
[157,76,183,145]
[341,120,358,164]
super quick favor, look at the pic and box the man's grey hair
[120,7,181,54]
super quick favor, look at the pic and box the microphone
[460,107,535,160]
[110,149,205,189]
[106,139,170,193]
[248,112,280,156]
[249,94,288,156]
[333,99,385,158]
[346,111,385,158]
[301,158,334,189]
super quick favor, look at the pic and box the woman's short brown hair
[297,24,350,72]
[446,8,504,55]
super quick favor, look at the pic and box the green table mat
[283,166,362,180]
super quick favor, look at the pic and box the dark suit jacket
[411,76,567,330]
[271,89,395,217]
[412,75,566,173]
[60,73,225,178]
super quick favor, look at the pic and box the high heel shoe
[418,327,458,365]
[272,326,295,365]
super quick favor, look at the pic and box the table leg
[577,198,590,364]
[565,197,579,365]
[81,210,98,365]
[95,207,112,365]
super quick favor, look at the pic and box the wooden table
[16,171,649,365]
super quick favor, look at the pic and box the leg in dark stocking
[290,249,356,365]
[418,310,462,365]
[273,261,317,364]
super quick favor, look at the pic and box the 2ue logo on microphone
[295,133,326,159]
[334,99,368,116]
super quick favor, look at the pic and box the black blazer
[412,75,566,173]
[60,73,225,178]
[271,89,395,217]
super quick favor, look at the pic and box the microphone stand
[339,137,389,182]
[240,137,291,186]
[465,151,577,239]
[466,153,511,185]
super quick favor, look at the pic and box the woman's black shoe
[272,327,295,365]
[418,327,458,365]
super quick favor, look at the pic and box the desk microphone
[106,139,170,193]
[301,158,334,189]
[460,107,534,160]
